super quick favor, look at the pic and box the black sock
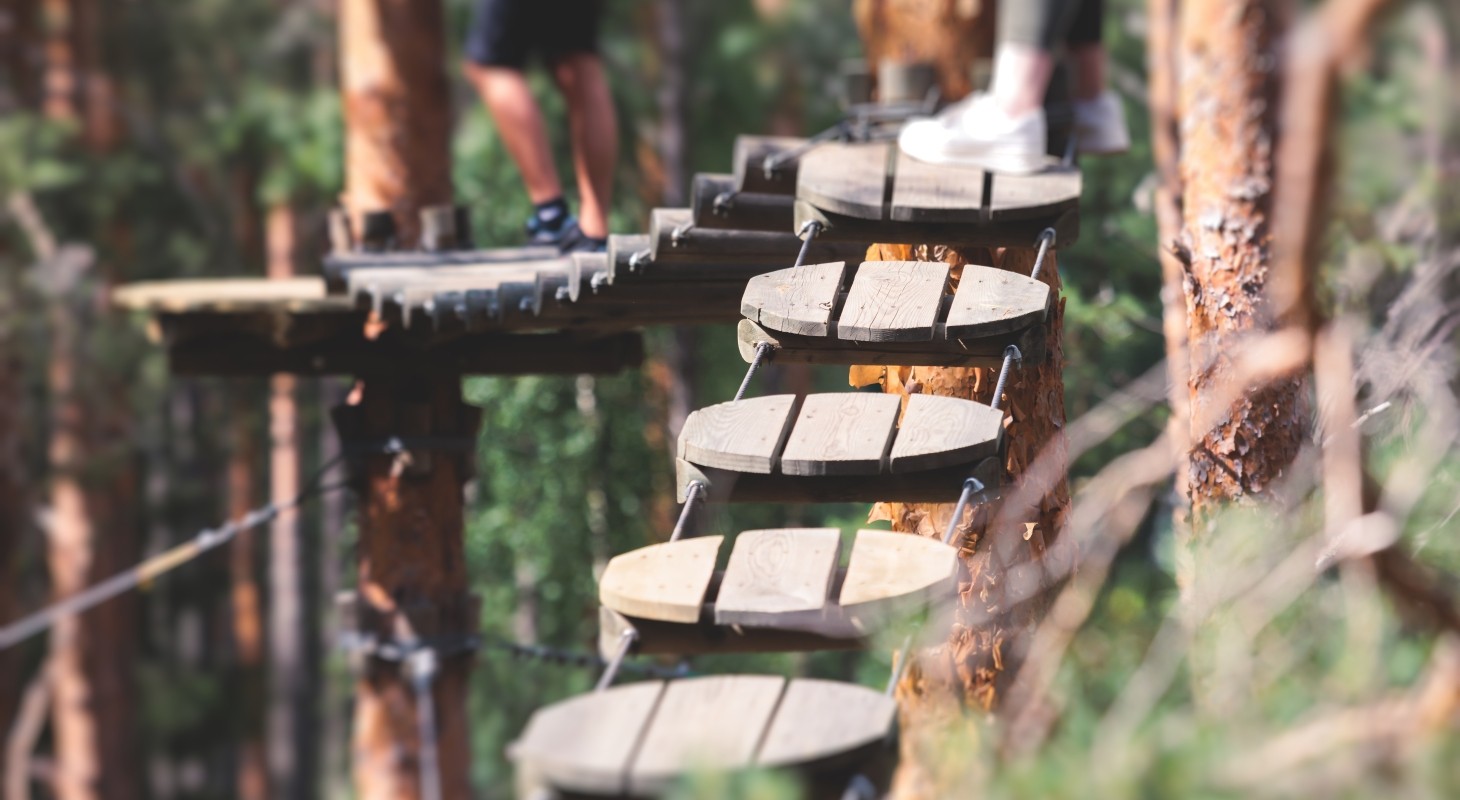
[533,197,570,231]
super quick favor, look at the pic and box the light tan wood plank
[838,530,959,631]
[628,675,786,795]
[988,164,1082,221]
[715,529,841,629]
[837,261,948,343]
[512,680,665,796]
[944,264,1051,338]
[756,679,896,769]
[889,149,988,223]
[889,393,1005,473]
[680,394,798,474]
[739,261,848,336]
[113,277,351,314]
[780,393,900,476]
[796,142,891,219]
[599,537,723,624]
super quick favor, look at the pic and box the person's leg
[463,63,564,205]
[551,53,616,241]
[1066,0,1106,101]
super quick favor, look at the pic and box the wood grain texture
[598,607,865,658]
[606,233,653,283]
[740,261,848,336]
[715,529,841,629]
[796,142,891,220]
[737,319,1046,368]
[838,530,960,630]
[598,536,723,624]
[944,264,1051,338]
[691,172,796,232]
[756,679,897,770]
[837,261,948,343]
[779,393,901,476]
[512,680,665,795]
[628,675,786,795]
[889,150,988,223]
[987,164,1082,221]
[680,394,798,474]
[889,393,1005,472]
[676,454,1004,505]
[796,199,1081,249]
[733,135,807,195]
[648,207,864,269]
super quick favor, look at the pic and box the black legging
[999,0,1104,51]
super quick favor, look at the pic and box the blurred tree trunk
[228,406,267,800]
[339,1,473,798]
[41,0,139,797]
[0,232,26,800]
[854,5,1072,797]
[264,204,314,799]
[1173,1,1303,519]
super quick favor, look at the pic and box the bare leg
[989,43,1056,117]
[551,53,617,239]
[1069,43,1107,101]
[463,62,564,204]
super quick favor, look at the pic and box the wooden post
[852,4,1073,796]
[338,1,471,797]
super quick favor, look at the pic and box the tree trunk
[338,1,472,797]
[1174,0,1302,517]
[854,6,1072,797]
[0,224,26,800]
[228,405,268,800]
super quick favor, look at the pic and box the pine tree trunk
[228,406,267,800]
[338,1,472,797]
[0,235,26,800]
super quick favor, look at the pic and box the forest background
[1,0,1458,797]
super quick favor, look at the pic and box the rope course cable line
[0,452,347,652]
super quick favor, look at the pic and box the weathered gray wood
[837,261,949,343]
[756,678,896,770]
[733,135,806,195]
[988,163,1082,221]
[599,536,722,624]
[321,244,558,293]
[566,252,608,303]
[944,264,1051,338]
[739,261,848,337]
[511,680,665,796]
[888,149,989,224]
[889,393,1005,473]
[779,393,901,476]
[598,607,864,658]
[679,394,798,474]
[839,530,960,631]
[628,675,786,795]
[691,173,796,233]
[606,233,653,283]
[738,319,1046,368]
[648,208,865,272]
[715,529,841,630]
[677,454,1003,504]
[795,142,891,220]
[795,199,1081,249]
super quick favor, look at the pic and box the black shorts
[465,0,602,69]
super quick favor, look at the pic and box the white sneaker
[1073,90,1130,155]
[898,92,1048,175]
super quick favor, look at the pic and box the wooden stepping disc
[796,141,891,220]
[629,675,786,795]
[679,394,797,474]
[889,393,1005,472]
[740,260,848,337]
[738,319,1046,369]
[779,393,901,476]
[839,530,959,630]
[599,536,722,624]
[691,172,796,232]
[756,679,896,770]
[512,680,665,796]
[733,135,807,195]
[715,529,842,629]
[648,208,864,272]
[837,261,949,342]
[944,264,1051,338]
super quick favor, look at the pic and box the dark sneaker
[525,213,582,247]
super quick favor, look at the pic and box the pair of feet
[899,89,1130,174]
[526,211,606,253]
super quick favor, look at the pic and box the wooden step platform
[795,142,1081,246]
[645,208,866,276]
[676,393,1004,503]
[690,172,796,233]
[596,529,959,655]
[512,674,895,797]
[732,135,807,195]
[736,259,1050,365]
[321,244,558,293]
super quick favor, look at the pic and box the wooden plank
[320,244,558,292]
[598,536,723,624]
[987,164,1082,221]
[732,135,806,195]
[648,208,865,271]
[565,252,607,303]
[837,261,949,343]
[691,172,796,232]
[677,455,1003,505]
[739,261,848,337]
[512,680,665,796]
[795,142,891,220]
[738,319,1045,368]
[606,233,653,283]
[714,529,841,630]
[680,394,798,474]
[780,393,900,476]
[756,679,896,770]
[838,530,959,629]
[889,393,1005,473]
[628,675,786,795]
[795,199,1081,249]
[113,277,352,314]
[889,149,988,223]
[599,607,865,658]
[944,264,1051,338]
